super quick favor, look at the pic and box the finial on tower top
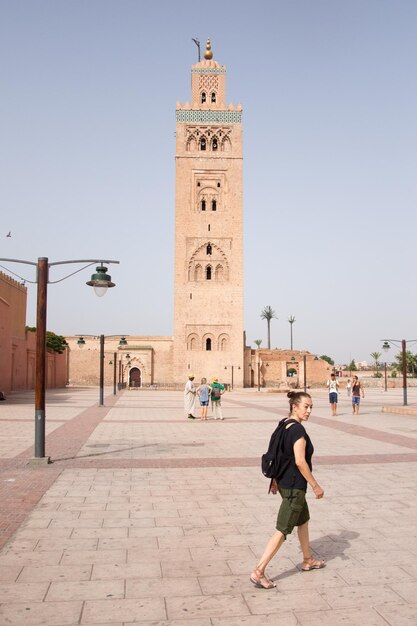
[204,38,213,60]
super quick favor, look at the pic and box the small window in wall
[206,265,212,280]
[217,182,221,187]
[190,293,192,299]
[212,200,217,211]
[211,92,216,103]
[212,138,218,151]
[208,224,210,231]
[206,243,212,256]
[200,137,206,151]
[201,92,206,104]
[206,338,212,351]
[201,200,206,211]
[197,182,200,187]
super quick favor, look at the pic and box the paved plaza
[0,386,417,625]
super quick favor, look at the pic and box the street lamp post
[113,352,117,395]
[0,257,119,461]
[77,335,128,405]
[224,365,241,390]
[381,339,417,406]
[288,315,296,351]
[303,354,307,393]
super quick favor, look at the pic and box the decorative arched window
[187,137,197,152]
[206,243,212,256]
[215,264,224,281]
[187,333,199,350]
[211,92,216,103]
[212,138,218,151]
[206,265,212,280]
[206,338,212,351]
[194,264,202,281]
[222,136,231,152]
[201,200,206,211]
[212,200,217,211]
[200,137,206,151]
[201,92,206,103]
[220,338,227,351]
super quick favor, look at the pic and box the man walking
[326,372,339,416]
[351,375,365,415]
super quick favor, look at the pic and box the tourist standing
[184,374,197,419]
[346,378,352,397]
[326,373,339,416]
[197,377,212,420]
[351,375,365,415]
[211,377,225,420]
[250,391,325,589]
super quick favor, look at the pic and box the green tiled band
[176,110,242,124]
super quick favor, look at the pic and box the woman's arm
[293,438,324,499]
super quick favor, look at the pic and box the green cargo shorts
[276,487,310,538]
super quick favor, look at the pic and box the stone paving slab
[0,387,417,624]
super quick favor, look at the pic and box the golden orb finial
[204,38,213,60]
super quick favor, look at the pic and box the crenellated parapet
[0,270,27,293]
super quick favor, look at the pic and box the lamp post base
[27,456,51,466]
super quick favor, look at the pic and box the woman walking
[250,391,325,589]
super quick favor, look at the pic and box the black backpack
[261,418,298,480]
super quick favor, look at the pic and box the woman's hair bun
[287,391,295,399]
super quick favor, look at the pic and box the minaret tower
[173,39,244,385]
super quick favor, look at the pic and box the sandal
[301,556,326,571]
[250,568,276,589]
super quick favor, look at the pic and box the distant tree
[347,359,357,372]
[46,332,68,354]
[260,306,277,349]
[26,327,68,353]
[254,339,262,349]
[370,351,382,376]
[319,355,334,366]
[393,351,417,377]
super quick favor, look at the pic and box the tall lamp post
[288,315,296,351]
[381,339,417,406]
[303,354,307,392]
[224,365,241,390]
[77,335,128,405]
[0,257,119,461]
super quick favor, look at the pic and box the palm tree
[260,305,277,349]
[254,339,262,349]
[370,351,381,375]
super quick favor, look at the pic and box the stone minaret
[173,39,244,386]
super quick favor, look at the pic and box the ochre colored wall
[0,271,67,394]
[65,336,174,387]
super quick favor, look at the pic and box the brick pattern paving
[0,387,417,625]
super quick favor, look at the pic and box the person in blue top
[197,378,212,420]
[250,391,325,589]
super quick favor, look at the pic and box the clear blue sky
[1,0,416,365]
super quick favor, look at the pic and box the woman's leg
[297,522,326,570]
[255,531,285,572]
[297,521,311,559]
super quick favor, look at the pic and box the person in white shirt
[326,373,339,416]
[184,374,197,419]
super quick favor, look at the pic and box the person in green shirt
[211,377,225,420]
